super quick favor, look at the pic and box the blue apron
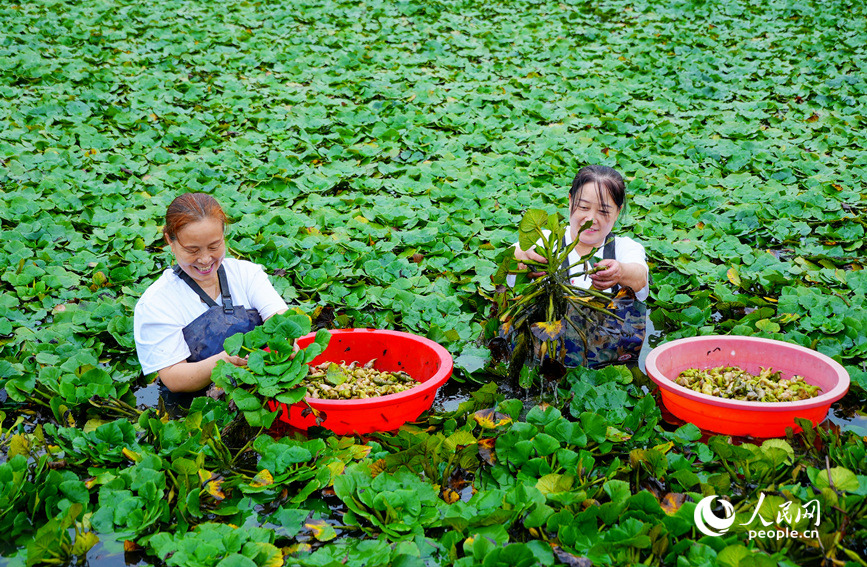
[160,264,263,409]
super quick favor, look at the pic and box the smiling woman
[133,193,288,404]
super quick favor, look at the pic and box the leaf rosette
[212,313,330,428]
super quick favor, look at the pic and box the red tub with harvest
[645,335,849,437]
[269,329,453,435]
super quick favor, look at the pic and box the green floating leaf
[808,466,860,492]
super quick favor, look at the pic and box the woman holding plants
[134,193,288,403]
[512,164,650,368]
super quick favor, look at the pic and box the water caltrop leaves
[0,0,866,565]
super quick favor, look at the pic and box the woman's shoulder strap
[603,233,616,260]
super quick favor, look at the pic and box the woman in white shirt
[513,165,650,367]
[134,193,287,403]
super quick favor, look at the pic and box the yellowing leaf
[305,520,337,541]
[441,488,460,504]
[531,319,565,341]
[661,493,686,515]
[123,540,143,552]
[251,469,274,488]
[348,444,372,460]
[478,438,497,466]
[205,478,226,501]
[72,532,99,556]
[122,448,141,463]
[326,461,345,481]
[8,434,29,459]
[370,459,388,478]
[727,267,741,287]
[445,430,478,451]
[473,408,512,429]
[283,543,312,555]
[536,473,575,494]
[290,306,312,322]
[83,419,108,434]
[244,542,284,567]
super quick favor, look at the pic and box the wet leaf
[473,408,512,429]
[325,363,348,386]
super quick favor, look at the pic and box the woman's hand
[589,259,622,291]
[514,244,547,278]
[159,350,247,393]
[589,260,648,293]
[223,352,248,367]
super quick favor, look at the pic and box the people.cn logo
[694,495,736,537]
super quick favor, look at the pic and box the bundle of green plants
[212,312,331,428]
[492,209,619,379]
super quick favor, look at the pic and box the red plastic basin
[268,329,453,435]
[645,335,849,437]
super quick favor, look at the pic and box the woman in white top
[134,193,288,401]
[513,165,650,367]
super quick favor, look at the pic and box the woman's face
[569,182,621,250]
[167,217,226,286]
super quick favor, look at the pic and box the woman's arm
[158,309,289,392]
[589,260,648,293]
[158,351,248,393]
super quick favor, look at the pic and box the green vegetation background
[0,0,865,565]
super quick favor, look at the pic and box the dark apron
[160,264,263,409]
[559,234,648,368]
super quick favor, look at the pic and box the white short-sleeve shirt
[134,258,288,375]
[510,230,650,302]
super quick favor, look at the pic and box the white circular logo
[694,495,735,537]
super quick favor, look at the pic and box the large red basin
[645,335,849,437]
[269,329,453,435]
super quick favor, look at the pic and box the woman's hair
[569,165,626,212]
[163,193,227,241]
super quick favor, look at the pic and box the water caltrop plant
[493,209,620,374]
[212,312,331,428]
[1,0,866,565]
